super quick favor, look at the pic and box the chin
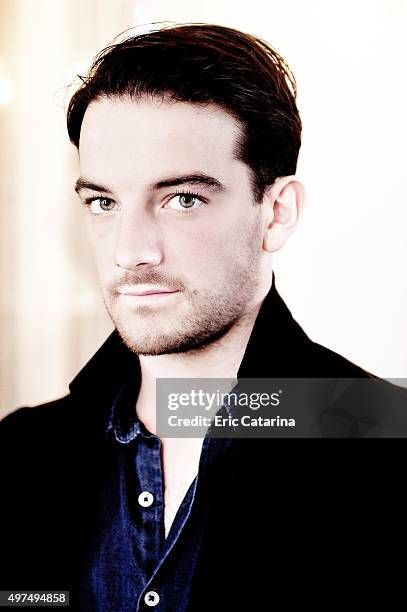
[115,315,236,357]
[116,331,199,356]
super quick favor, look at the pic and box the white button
[138,491,154,508]
[144,590,160,607]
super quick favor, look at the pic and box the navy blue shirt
[79,376,236,611]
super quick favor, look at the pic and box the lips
[121,291,176,296]
[120,288,178,296]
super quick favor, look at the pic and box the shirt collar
[106,374,242,445]
[105,375,156,444]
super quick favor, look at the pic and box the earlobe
[263,223,287,253]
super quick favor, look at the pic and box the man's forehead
[79,97,241,158]
[78,98,245,192]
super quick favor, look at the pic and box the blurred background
[1,0,406,417]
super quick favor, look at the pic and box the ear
[262,175,306,253]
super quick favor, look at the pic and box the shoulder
[306,339,377,378]
[306,340,407,435]
[0,395,72,448]
[1,394,71,424]
[0,390,112,464]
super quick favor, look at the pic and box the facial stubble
[101,212,264,356]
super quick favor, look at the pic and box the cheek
[168,222,235,278]
[86,221,116,274]
[180,217,224,247]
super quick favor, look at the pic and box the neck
[135,297,263,435]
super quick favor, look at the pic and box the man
[1,23,406,612]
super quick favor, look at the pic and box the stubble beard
[101,218,264,356]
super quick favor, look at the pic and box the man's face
[77,97,268,355]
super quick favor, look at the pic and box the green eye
[98,198,115,211]
[165,192,207,214]
[178,194,198,208]
[84,197,117,214]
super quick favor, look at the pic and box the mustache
[105,271,184,293]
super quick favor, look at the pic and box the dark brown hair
[67,23,302,202]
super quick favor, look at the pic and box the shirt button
[138,491,154,508]
[144,590,160,607]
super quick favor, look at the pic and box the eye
[164,192,207,214]
[84,197,117,215]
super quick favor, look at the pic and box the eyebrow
[74,173,226,196]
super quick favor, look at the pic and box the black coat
[1,276,406,610]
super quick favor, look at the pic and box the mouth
[121,289,177,296]
[118,290,181,306]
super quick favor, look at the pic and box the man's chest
[162,441,202,537]
[163,474,197,538]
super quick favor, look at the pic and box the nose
[114,207,163,271]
